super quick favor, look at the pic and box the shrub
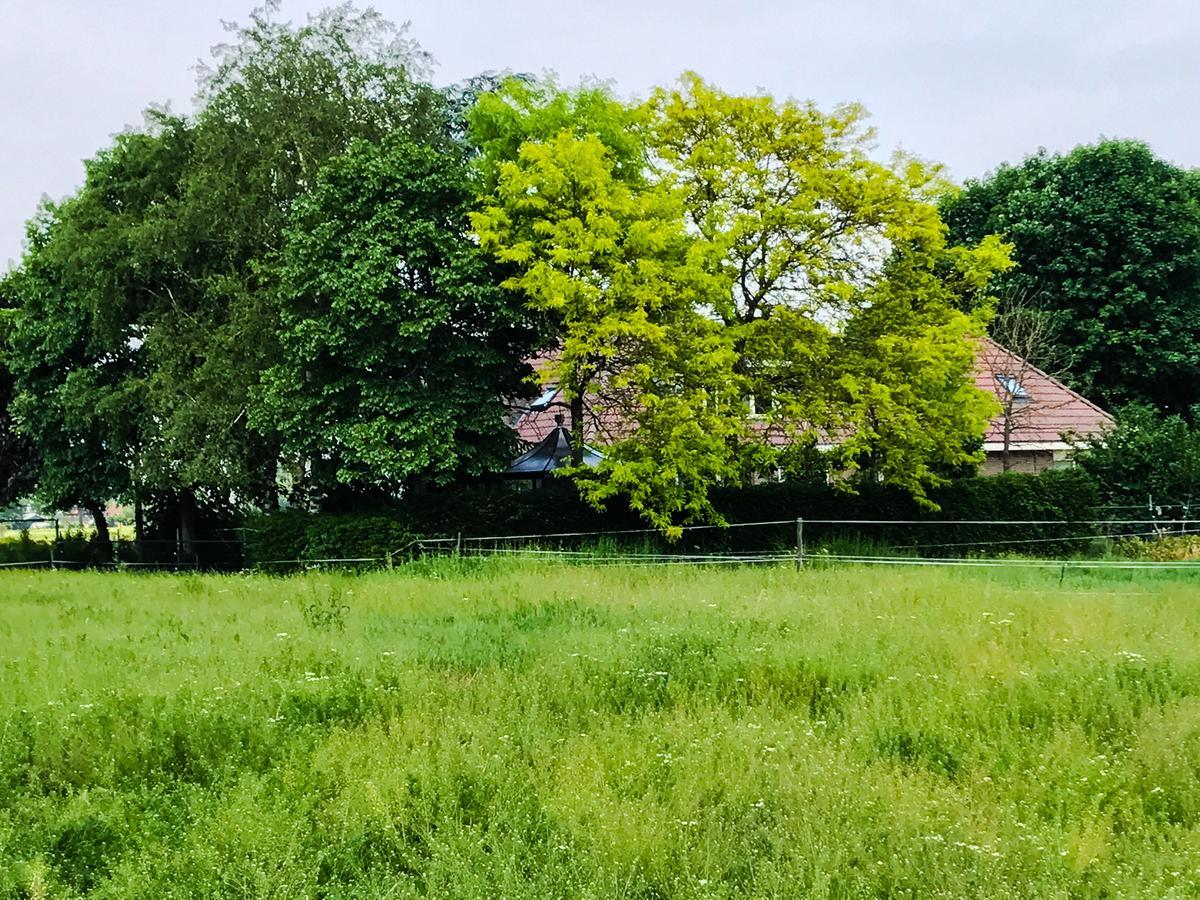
[243,510,312,565]
[243,511,415,568]
[0,530,48,565]
[244,469,1103,564]
[1116,535,1200,561]
[1075,403,1200,513]
[302,516,415,564]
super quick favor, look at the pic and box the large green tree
[473,76,1010,529]
[472,122,746,532]
[254,134,540,504]
[1,121,193,552]
[4,4,457,546]
[1075,403,1200,512]
[941,140,1200,415]
[143,3,447,516]
[650,75,1009,495]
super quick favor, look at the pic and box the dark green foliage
[0,299,36,504]
[0,121,186,515]
[709,469,1102,556]
[1075,403,1200,511]
[942,140,1200,414]
[0,532,47,565]
[245,469,1102,562]
[874,728,965,779]
[302,517,416,565]
[243,509,313,565]
[255,134,538,501]
[244,511,414,567]
[142,6,448,507]
[50,810,123,893]
[2,6,469,525]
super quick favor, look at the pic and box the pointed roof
[509,339,1114,453]
[505,414,604,478]
[974,337,1113,444]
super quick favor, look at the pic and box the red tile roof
[975,337,1112,445]
[511,339,1112,449]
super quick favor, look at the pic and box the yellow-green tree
[650,74,1011,500]
[473,76,1012,530]
[471,101,747,533]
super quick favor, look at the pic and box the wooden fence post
[796,517,805,569]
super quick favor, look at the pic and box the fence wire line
[435,526,1200,554]
[245,520,1200,570]
[5,514,1198,572]
[906,526,1200,550]
[412,517,1200,545]
[811,555,1200,571]
[441,546,1200,570]
[5,549,1197,572]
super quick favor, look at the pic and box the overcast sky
[3,0,1199,268]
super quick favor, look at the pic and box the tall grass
[2,561,1199,896]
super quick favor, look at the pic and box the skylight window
[995,374,1030,401]
[530,384,559,411]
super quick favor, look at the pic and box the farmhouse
[974,337,1112,475]
[505,340,1112,480]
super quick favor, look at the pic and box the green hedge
[0,532,48,565]
[245,469,1103,564]
[700,469,1102,556]
[0,529,128,567]
[244,512,415,568]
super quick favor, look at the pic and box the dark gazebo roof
[505,414,603,478]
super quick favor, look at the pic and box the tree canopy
[941,140,1200,416]
[473,75,1011,528]
[1,8,1037,538]
[0,124,187,539]
[1074,403,1200,513]
[2,8,480,520]
[0,290,35,506]
[255,134,540,506]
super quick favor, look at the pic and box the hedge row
[245,513,415,568]
[244,469,1103,564]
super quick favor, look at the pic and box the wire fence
[252,517,1200,574]
[3,516,1199,574]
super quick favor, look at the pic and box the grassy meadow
[2,561,1200,897]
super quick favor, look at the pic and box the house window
[748,394,775,417]
[995,374,1030,402]
[530,384,559,411]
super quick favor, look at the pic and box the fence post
[49,518,57,570]
[795,517,805,569]
[456,532,462,556]
[175,528,182,570]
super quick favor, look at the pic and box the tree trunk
[87,502,113,562]
[569,392,586,467]
[179,494,199,565]
[134,496,145,564]
[1002,412,1013,473]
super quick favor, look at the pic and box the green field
[3,563,1200,897]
